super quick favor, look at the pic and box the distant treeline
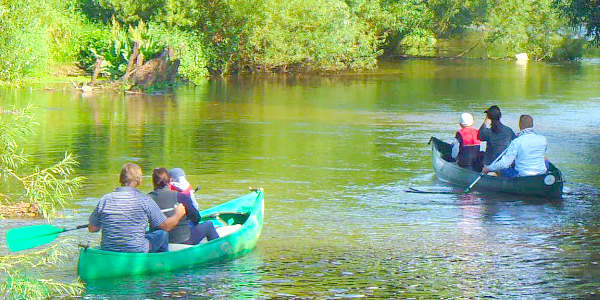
[0,0,598,83]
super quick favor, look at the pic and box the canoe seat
[216,224,242,237]
[168,243,194,251]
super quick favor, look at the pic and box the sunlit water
[1,59,599,298]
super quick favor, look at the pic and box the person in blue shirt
[88,163,186,253]
[482,115,547,177]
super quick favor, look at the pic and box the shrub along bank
[0,0,598,85]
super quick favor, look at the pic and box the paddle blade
[6,224,64,252]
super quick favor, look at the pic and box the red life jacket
[455,126,482,168]
[457,127,481,146]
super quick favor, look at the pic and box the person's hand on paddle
[481,165,490,174]
[173,203,186,217]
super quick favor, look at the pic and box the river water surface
[1,59,599,299]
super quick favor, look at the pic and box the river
[1,59,599,298]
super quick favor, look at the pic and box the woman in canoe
[478,105,516,176]
[149,168,219,244]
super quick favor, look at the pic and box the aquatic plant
[0,105,85,219]
[0,241,84,299]
[0,105,85,298]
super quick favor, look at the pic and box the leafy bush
[482,0,564,60]
[551,37,585,61]
[78,0,166,25]
[147,24,209,84]
[77,19,166,79]
[247,0,381,72]
[0,0,50,83]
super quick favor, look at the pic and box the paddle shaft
[61,207,176,233]
[465,145,510,192]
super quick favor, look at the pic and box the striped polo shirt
[89,186,167,252]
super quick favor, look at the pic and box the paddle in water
[6,207,175,252]
[464,146,509,193]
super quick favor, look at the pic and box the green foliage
[80,0,166,25]
[77,19,165,79]
[247,0,381,72]
[0,0,593,83]
[426,0,488,37]
[157,0,257,75]
[0,241,83,299]
[0,0,49,83]
[483,0,564,60]
[554,0,600,45]
[0,106,85,218]
[551,37,586,61]
[0,106,84,299]
[400,29,438,56]
[146,23,209,84]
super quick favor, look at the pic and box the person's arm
[144,196,186,232]
[157,203,186,231]
[178,193,201,223]
[487,140,518,171]
[478,119,490,141]
[451,134,461,159]
[88,204,101,232]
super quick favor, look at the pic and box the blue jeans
[185,221,219,244]
[146,230,168,252]
[499,167,519,178]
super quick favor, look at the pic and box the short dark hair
[519,114,533,129]
[152,167,170,189]
[120,163,142,186]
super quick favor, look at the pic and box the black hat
[485,105,501,120]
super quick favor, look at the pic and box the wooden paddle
[6,207,175,252]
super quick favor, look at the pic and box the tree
[554,0,600,44]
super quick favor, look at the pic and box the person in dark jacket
[451,112,482,171]
[478,105,516,172]
[149,168,219,244]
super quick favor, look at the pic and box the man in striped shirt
[88,163,186,253]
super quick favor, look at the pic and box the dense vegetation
[0,105,84,299]
[0,0,598,83]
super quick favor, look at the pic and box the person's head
[519,114,534,130]
[119,163,142,187]
[485,105,502,121]
[459,112,474,128]
[168,168,186,183]
[485,105,502,133]
[152,167,170,189]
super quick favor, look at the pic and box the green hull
[77,190,264,281]
[431,137,563,198]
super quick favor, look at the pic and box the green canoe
[77,190,264,281]
[431,137,563,198]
